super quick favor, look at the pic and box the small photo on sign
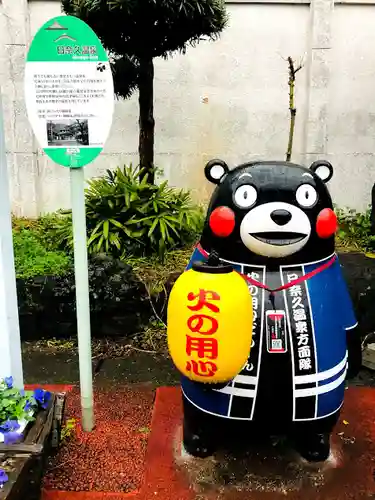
[46,119,90,147]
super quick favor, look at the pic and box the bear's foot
[183,425,216,458]
[294,432,330,462]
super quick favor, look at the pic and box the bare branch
[145,283,167,328]
[285,55,305,162]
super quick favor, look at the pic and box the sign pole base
[70,166,94,432]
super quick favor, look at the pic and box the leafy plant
[0,377,51,445]
[0,378,34,427]
[12,228,72,279]
[336,206,375,252]
[61,0,228,183]
[12,213,69,251]
[53,164,204,260]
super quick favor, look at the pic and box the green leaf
[159,219,167,241]
[164,218,180,236]
[103,220,109,240]
[122,226,134,238]
[96,235,104,251]
[109,232,121,250]
[87,231,102,245]
[91,220,104,237]
[109,219,124,230]
[124,191,130,208]
[131,229,146,238]
[148,218,159,237]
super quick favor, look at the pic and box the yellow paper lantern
[167,260,253,384]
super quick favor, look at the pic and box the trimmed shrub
[17,254,151,341]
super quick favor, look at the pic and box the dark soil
[23,348,180,387]
[43,385,155,493]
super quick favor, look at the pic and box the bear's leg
[182,394,218,458]
[290,412,339,462]
[293,432,331,462]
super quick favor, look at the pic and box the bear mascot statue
[167,158,362,463]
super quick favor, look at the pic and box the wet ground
[22,346,375,388]
[22,348,180,387]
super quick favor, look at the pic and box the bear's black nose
[270,209,292,226]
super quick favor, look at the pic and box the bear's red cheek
[316,208,338,238]
[209,206,236,237]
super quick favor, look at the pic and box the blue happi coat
[181,245,357,422]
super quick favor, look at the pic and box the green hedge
[13,228,72,279]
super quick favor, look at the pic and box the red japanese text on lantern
[186,335,218,359]
[186,360,218,377]
[187,314,218,335]
[187,289,220,313]
[185,288,221,378]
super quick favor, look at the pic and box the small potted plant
[0,377,51,446]
[0,376,54,497]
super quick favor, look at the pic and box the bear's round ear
[204,159,229,185]
[310,160,333,183]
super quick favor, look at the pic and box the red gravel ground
[43,385,375,500]
[42,384,154,495]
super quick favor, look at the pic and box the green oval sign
[24,15,114,168]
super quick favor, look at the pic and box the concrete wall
[0,0,374,216]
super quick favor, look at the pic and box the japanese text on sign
[33,73,107,117]
[287,274,311,371]
[185,289,221,378]
[57,45,97,56]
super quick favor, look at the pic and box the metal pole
[70,166,94,431]
[0,91,24,388]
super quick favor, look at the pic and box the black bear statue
[182,159,362,463]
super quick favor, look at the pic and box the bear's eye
[234,185,257,209]
[296,184,318,208]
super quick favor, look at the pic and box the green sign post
[25,15,115,432]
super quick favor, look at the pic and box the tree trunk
[138,58,155,184]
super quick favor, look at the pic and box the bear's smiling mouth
[250,231,307,246]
